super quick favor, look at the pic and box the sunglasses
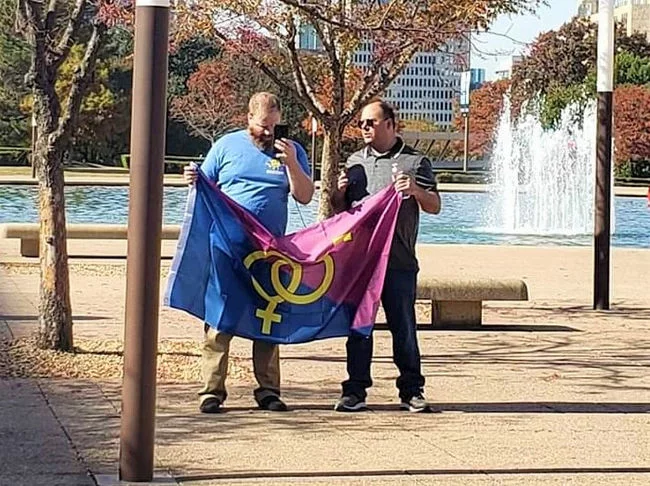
[357,117,389,130]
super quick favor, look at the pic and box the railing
[0,146,31,165]
[119,154,203,169]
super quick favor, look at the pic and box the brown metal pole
[594,92,612,310]
[462,113,469,173]
[31,114,37,179]
[119,0,170,482]
[593,0,614,311]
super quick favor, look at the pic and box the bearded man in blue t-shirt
[183,92,314,413]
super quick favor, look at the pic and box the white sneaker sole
[400,403,430,413]
[334,401,368,412]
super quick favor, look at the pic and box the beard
[248,127,274,151]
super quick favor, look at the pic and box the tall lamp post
[118,0,170,481]
[459,70,471,172]
[310,115,318,181]
[30,113,37,179]
[593,0,614,310]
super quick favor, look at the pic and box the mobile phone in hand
[273,124,289,140]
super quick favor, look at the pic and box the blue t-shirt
[200,129,311,236]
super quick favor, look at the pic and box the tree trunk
[35,133,73,351]
[317,123,344,220]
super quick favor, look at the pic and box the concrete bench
[376,277,528,330]
[0,223,180,257]
[417,276,528,328]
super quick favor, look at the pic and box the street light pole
[593,0,614,310]
[30,113,37,179]
[119,0,170,481]
[311,116,318,181]
[462,112,470,173]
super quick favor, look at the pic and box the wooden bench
[0,223,180,257]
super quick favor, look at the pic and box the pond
[0,185,648,248]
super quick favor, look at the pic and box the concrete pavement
[0,245,649,485]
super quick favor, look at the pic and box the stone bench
[0,223,180,257]
[419,276,528,328]
[377,277,529,330]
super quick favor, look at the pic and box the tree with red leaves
[170,58,247,143]
[614,85,650,175]
[453,79,510,160]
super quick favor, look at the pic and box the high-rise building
[298,24,323,51]
[470,68,486,90]
[578,0,650,40]
[353,39,468,127]
[298,26,467,128]
[494,55,523,80]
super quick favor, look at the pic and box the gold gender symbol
[243,250,334,335]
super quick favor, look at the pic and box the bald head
[359,99,397,152]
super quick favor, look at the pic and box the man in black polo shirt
[331,100,441,413]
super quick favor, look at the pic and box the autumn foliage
[170,57,247,142]
[614,85,650,168]
[453,79,510,159]
[301,68,365,140]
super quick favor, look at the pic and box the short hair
[248,92,282,115]
[365,99,396,125]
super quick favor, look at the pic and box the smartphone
[273,124,289,140]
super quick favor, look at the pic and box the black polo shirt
[343,138,438,271]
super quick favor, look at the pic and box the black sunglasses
[357,117,389,130]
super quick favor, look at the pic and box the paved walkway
[1,245,649,485]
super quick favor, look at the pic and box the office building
[495,55,523,80]
[298,26,467,128]
[578,0,650,40]
[470,68,486,90]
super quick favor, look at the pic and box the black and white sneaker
[400,394,431,413]
[334,395,368,412]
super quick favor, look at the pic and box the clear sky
[472,0,579,80]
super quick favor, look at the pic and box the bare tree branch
[45,0,58,33]
[210,27,327,122]
[284,16,327,116]
[279,0,541,36]
[18,0,43,34]
[50,0,87,69]
[19,0,48,95]
[53,21,105,146]
[308,18,346,116]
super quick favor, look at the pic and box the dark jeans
[342,268,425,401]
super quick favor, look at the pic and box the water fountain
[486,97,607,236]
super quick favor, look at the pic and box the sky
[472,0,579,80]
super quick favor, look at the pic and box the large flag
[164,171,401,344]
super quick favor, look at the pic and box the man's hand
[393,172,420,197]
[274,138,298,167]
[183,164,198,185]
[337,169,349,193]
[394,171,441,214]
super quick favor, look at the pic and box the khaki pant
[198,325,281,405]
